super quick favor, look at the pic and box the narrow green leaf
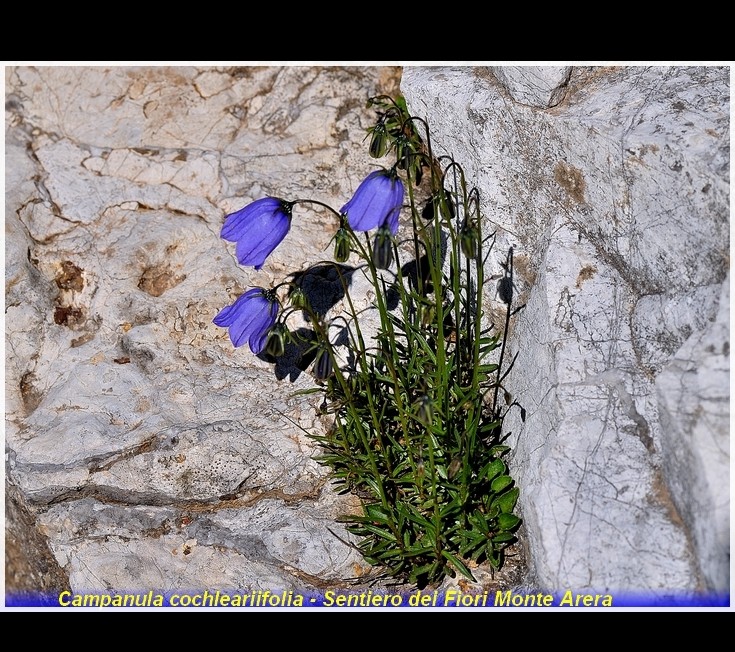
[487,504,501,519]
[290,387,325,397]
[488,445,511,456]
[441,551,475,581]
[401,546,434,558]
[364,503,392,523]
[469,510,491,535]
[410,562,440,583]
[354,523,397,541]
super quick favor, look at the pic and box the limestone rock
[5,65,403,597]
[490,66,572,108]
[401,65,729,596]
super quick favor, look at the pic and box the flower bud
[333,227,351,263]
[372,226,394,270]
[264,323,288,357]
[419,302,436,327]
[413,395,434,427]
[314,348,333,380]
[395,138,423,186]
[395,134,409,171]
[369,122,389,158]
[460,218,479,260]
[289,286,309,311]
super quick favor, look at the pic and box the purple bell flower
[221,197,292,270]
[341,170,404,235]
[213,288,278,354]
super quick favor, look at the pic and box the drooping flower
[221,197,293,270]
[213,288,278,354]
[341,169,404,234]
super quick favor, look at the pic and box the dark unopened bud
[460,219,479,259]
[409,157,423,186]
[314,348,333,380]
[265,323,288,357]
[372,226,394,270]
[333,227,351,263]
[395,135,410,171]
[289,286,309,310]
[414,395,434,427]
[369,122,389,158]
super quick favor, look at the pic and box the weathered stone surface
[401,65,729,596]
[490,66,572,108]
[656,274,730,593]
[5,65,409,597]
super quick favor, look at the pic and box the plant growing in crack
[214,95,524,587]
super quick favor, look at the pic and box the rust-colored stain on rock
[575,264,598,288]
[55,260,85,292]
[138,265,186,297]
[553,160,586,204]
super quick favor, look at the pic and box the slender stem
[292,198,344,219]
[492,247,514,416]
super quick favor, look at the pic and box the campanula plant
[341,169,404,233]
[214,94,523,588]
[213,288,279,354]
[221,197,293,270]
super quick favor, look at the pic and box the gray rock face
[6,66,406,595]
[490,66,572,108]
[401,66,729,596]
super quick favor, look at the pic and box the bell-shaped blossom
[341,170,404,234]
[221,197,292,270]
[213,288,278,354]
